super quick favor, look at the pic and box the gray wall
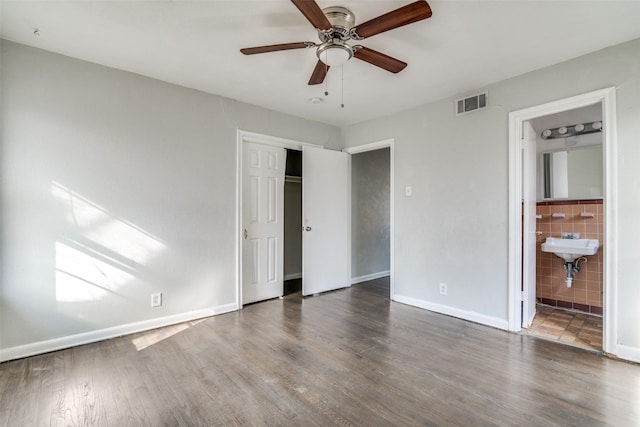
[3,36,640,362]
[0,40,340,354]
[342,38,640,357]
[351,148,390,279]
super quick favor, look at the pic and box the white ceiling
[2,1,640,127]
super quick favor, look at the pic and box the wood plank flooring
[1,277,639,426]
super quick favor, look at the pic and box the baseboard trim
[284,273,302,281]
[612,344,640,364]
[0,302,238,363]
[351,270,390,285]
[392,294,509,331]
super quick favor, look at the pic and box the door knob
[305,226,312,231]
[244,228,248,239]
[535,231,543,236]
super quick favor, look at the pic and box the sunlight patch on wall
[52,182,166,265]
[52,183,105,229]
[52,182,167,303]
[85,219,165,266]
[55,242,133,303]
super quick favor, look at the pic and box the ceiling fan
[240,0,432,85]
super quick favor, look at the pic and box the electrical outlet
[439,283,448,296]
[151,292,162,307]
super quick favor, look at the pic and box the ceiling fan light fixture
[241,0,434,85]
[317,42,353,66]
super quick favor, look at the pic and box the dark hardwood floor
[1,277,639,426]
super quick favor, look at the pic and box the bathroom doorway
[507,88,617,355]
[524,105,604,351]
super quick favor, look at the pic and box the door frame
[507,88,617,355]
[521,120,538,329]
[236,130,322,308]
[343,139,395,299]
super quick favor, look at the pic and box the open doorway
[344,140,394,298]
[523,104,604,351]
[508,87,617,356]
[283,149,302,295]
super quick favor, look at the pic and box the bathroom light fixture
[540,121,603,140]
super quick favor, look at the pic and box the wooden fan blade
[291,0,332,30]
[308,60,329,85]
[351,0,432,39]
[240,42,312,55]
[354,47,407,73]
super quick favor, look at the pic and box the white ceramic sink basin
[541,237,599,262]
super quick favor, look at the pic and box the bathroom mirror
[539,145,603,200]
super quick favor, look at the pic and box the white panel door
[302,146,350,295]
[522,121,538,327]
[242,142,285,304]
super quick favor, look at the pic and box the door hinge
[521,291,525,301]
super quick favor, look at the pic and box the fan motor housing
[320,6,355,41]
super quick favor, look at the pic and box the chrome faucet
[561,232,580,239]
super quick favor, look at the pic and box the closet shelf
[285,175,302,183]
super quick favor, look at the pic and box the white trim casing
[613,345,640,363]
[394,295,509,331]
[239,130,323,150]
[351,270,391,285]
[0,303,237,363]
[343,139,393,154]
[507,88,618,357]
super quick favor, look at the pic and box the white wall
[351,148,390,280]
[342,38,640,357]
[0,40,340,360]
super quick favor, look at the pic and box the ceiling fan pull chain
[341,65,345,108]
[340,65,344,108]
[324,61,329,97]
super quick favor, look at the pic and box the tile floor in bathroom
[525,304,602,352]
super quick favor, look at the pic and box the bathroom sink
[541,237,599,262]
